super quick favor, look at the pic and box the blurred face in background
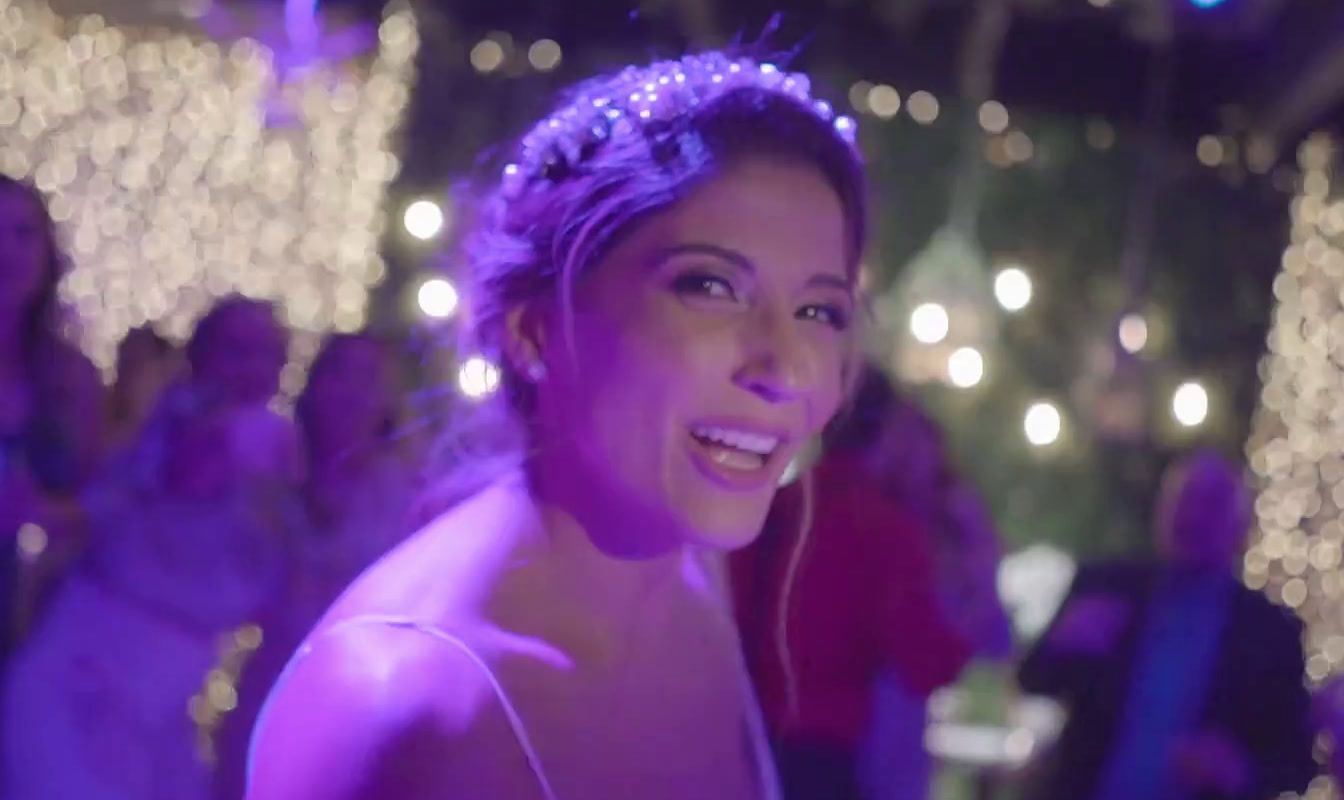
[192,303,287,407]
[114,329,180,422]
[1154,452,1250,570]
[0,184,50,327]
[866,402,947,504]
[298,337,397,465]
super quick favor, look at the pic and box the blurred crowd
[0,164,1337,800]
[0,176,420,798]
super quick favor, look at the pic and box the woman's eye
[798,304,851,331]
[672,272,738,301]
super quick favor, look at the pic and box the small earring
[524,361,547,382]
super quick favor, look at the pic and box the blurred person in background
[0,297,295,800]
[732,364,975,800]
[858,395,1014,800]
[105,325,179,455]
[1018,450,1315,800]
[0,174,104,664]
[210,332,420,800]
[168,295,297,485]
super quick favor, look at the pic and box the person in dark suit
[1018,450,1316,800]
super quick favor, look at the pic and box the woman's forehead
[634,159,849,277]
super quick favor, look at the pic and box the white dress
[1,466,289,799]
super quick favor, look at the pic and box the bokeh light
[867,84,900,120]
[910,302,950,344]
[1024,402,1062,447]
[994,266,1033,312]
[1246,135,1344,697]
[528,39,562,72]
[1172,381,1209,427]
[978,101,1009,134]
[416,277,458,319]
[0,1,419,369]
[1118,313,1148,354]
[403,199,444,240]
[947,347,985,388]
[458,356,501,399]
[470,39,504,73]
[907,91,939,124]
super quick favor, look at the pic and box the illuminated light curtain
[0,0,418,384]
[1245,134,1344,798]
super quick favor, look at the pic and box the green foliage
[862,101,1285,558]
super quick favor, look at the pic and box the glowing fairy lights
[0,0,419,369]
[1246,139,1344,797]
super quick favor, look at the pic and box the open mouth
[688,424,783,473]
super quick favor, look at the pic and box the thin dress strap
[251,614,560,800]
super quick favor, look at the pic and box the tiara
[499,52,859,199]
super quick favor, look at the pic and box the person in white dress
[1,297,294,800]
[247,49,870,800]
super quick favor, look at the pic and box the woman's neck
[499,468,689,616]
[527,442,685,560]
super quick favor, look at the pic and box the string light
[1004,130,1034,163]
[867,84,900,120]
[0,0,419,370]
[993,266,1033,312]
[527,39,562,72]
[978,100,1009,134]
[403,198,444,240]
[1085,118,1116,150]
[416,276,458,319]
[470,39,504,73]
[1196,135,1224,167]
[1246,137,1344,778]
[947,346,984,388]
[191,623,264,765]
[458,355,501,399]
[1172,380,1209,427]
[907,91,939,125]
[910,302,950,344]
[1118,313,1148,354]
[848,80,872,114]
[1024,402,1062,447]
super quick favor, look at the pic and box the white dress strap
[256,613,561,800]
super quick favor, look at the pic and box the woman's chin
[680,508,771,552]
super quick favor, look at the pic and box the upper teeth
[693,426,780,456]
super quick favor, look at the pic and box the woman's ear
[503,300,550,382]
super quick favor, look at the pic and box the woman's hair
[463,51,865,410]
[419,50,867,517]
[822,362,904,453]
[0,174,71,376]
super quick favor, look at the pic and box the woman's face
[0,186,51,319]
[531,158,855,552]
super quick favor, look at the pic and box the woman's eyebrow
[654,242,755,274]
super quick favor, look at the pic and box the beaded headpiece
[499,52,858,199]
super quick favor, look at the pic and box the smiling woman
[246,50,868,800]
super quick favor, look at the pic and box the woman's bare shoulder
[246,481,555,798]
[244,616,517,800]
[324,477,539,623]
